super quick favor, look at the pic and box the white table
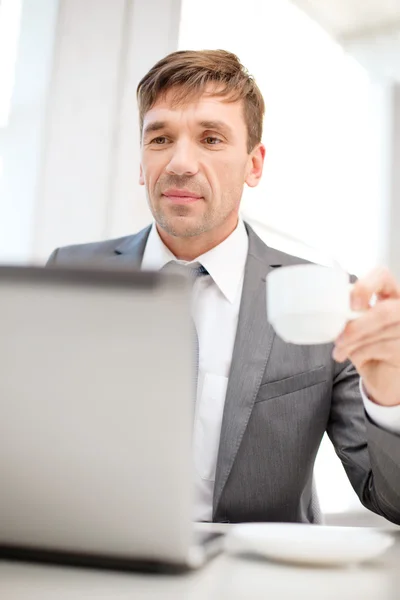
[1,526,400,600]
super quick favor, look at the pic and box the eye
[204,136,222,145]
[151,136,168,145]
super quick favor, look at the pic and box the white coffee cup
[266,264,363,345]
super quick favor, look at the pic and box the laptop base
[0,532,224,574]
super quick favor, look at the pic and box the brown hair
[136,49,265,153]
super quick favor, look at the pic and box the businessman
[48,50,400,524]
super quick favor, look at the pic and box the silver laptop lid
[0,266,194,565]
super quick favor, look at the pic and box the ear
[245,143,266,188]
[139,164,144,186]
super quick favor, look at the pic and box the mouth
[162,189,203,204]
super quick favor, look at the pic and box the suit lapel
[106,225,152,267]
[212,225,287,516]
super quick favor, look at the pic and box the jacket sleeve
[327,358,400,524]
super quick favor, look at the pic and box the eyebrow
[198,120,233,137]
[142,119,233,138]
[143,121,167,137]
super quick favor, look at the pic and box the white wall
[0,0,23,128]
[387,84,400,280]
[32,0,129,258]
[0,0,182,264]
[0,0,59,263]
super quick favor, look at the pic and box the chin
[159,217,208,238]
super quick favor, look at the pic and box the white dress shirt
[141,220,400,521]
[361,382,400,434]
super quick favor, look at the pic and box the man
[48,50,400,525]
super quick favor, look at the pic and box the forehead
[142,88,246,129]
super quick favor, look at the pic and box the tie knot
[161,261,209,280]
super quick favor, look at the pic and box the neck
[157,216,239,261]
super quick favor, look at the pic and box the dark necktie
[161,261,209,399]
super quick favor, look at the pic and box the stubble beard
[151,200,215,238]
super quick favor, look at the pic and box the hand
[332,267,400,407]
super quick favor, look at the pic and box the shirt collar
[141,219,249,303]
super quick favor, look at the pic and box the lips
[162,189,203,204]
[163,189,202,199]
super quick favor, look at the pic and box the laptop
[0,265,223,572]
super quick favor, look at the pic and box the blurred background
[1,0,400,525]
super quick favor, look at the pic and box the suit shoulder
[47,234,137,265]
[258,238,355,277]
[246,223,315,268]
[266,246,312,267]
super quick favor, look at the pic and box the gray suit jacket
[48,223,400,525]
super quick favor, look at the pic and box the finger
[333,324,400,362]
[347,339,400,369]
[351,267,400,310]
[335,300,400,348]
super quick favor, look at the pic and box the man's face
[139,88,264,238]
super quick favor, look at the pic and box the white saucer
[228,523,394,566]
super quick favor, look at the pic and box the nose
[165,140,199,177]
